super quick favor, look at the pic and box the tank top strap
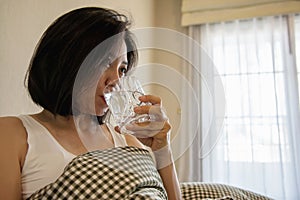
[17,114,76,158]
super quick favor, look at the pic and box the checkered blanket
[28,146,167,200]
[180,182,273,200]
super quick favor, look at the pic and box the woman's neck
[34,109,75,130]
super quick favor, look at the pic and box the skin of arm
[124,131,182,200]
[142,123,182,200]
[120,94,182,200]
[138,95,182,199]
[0,117,28,200]
[158,162,182,200]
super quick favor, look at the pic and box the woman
[0,7,181,199]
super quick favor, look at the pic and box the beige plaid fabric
[180,182,273,200]
[28,147,166,200]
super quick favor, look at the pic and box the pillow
[180,182,273,200]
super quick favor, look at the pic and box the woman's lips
[100,96,108,106]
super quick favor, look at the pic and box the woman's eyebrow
[122,61,128,65]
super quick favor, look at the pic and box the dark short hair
[25,7,138,116]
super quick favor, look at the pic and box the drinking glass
[103,76,150,134]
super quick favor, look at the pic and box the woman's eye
[119,66,128,75]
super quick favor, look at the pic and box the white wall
[151,0,186,139]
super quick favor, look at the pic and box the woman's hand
[115,95,182,199]
[114,94,174,168]
[129,95,171,151]
[116,95,171,151]
[125,95,182,199]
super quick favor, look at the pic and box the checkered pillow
[180,182,273,200]
[28,146,167,200]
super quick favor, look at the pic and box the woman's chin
[95,107,108,116]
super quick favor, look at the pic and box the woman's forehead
[109,40,128,61]
[118,40,128,57]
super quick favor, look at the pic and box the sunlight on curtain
[193,15,300,199]
[296,16,300,107]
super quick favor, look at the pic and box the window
[295,15,300,105]
[199,14,300,199]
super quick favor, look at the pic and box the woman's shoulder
[105,123,146,149]
[0,116,27,151]
[124,134,144,148]
[123,134,154,154]
[0,116,28,170]
[0,116,26,133]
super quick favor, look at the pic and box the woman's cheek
[95,96,108,116]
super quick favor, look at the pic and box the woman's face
[94,41,128,116]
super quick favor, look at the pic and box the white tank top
[18,115,128,199]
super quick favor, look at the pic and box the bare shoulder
[0,116,26,136]
[0,116,27,199]
[124,134,145,149]
[0,116,27,156]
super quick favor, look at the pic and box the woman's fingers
[134,105,168,122]
[133,105,151,114]
[139,95,161,105]
[125,121,171,139]
[126,121,166,131]
[114,126,121,133]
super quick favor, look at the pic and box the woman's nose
[111,64,121,80]
[105,65,120,85]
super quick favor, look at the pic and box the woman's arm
[147,122,182,200]
[126,95,182,199]
[124,128,182,200]
[158,162,181,200]
[0,117,27,200]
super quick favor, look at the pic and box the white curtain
[182,14,300,199]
